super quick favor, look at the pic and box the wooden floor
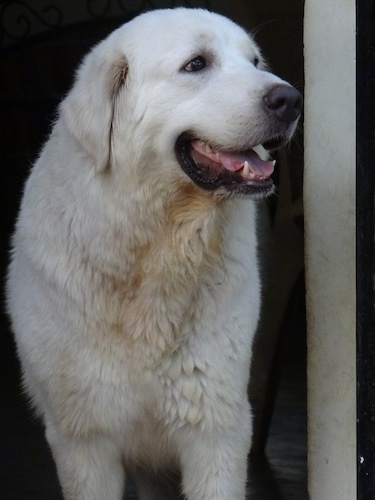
[0,313,307,499]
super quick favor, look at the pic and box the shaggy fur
[7,8,300,500]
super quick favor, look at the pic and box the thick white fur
[7,8,294,500]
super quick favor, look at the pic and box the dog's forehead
[120,9,258,61]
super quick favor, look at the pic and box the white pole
[304,0,356,498]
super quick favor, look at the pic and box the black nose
[263,85,302,123]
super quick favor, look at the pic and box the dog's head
[60,8,302,199]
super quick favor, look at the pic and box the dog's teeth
[243,161,251,178]
[200,141,212,154]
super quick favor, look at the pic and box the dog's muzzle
[175,84,302,197]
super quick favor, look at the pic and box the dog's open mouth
[175,136,278,196]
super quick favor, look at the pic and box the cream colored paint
[304,1,356,498]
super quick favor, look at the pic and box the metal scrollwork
[0,1,62,46]
[87,0,111,20]
[0,0,212,48]
[116,0,210,15]
[117,0,153,15]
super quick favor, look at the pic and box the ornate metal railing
[0,0,212,48]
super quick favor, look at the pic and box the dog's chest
[151,287,253,432]
[157,346,206,428]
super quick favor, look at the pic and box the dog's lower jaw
[175,137,275,197]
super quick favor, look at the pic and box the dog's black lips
[175,137,275,197]
[262,135,289,150]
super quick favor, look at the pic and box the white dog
[7,8,301,500]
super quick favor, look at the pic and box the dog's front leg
[46,423,125,500]
[179,414,251,500]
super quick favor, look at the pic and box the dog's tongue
[191,140,275,179]
[219,150,275,178]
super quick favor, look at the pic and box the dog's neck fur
[108,184,231,353]
[23,126,236,358]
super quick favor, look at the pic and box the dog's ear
[60,44,128,172]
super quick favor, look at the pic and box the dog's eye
[253,57,260,68]
[184,56,207,72]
